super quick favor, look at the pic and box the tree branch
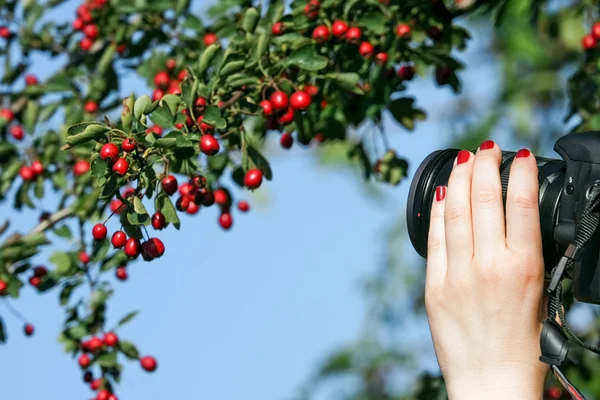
[29,207,73,235]
[221,90,245,109]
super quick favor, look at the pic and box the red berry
[90,378,103,391]
[195,97,207,112]
[116,43,126,54]
[103,332,119,347]
[186,201,200,214]
[396,23,411,39]
[312,25,330,43]
[304,85,319,97]
[345,27,361,42]
[84,100,98,113]
[272,22,284,36]
[79,353,91,368]
[592,23,600,40]
[332,20,349,38]
[244,169,263,189]
[140,356,158,372]
[31,160,44,176]
[154,71,170,89]
[80,37,93,51]
[280,132,293,149]
[213,189,228,206]
[83,371,93,382]
[97,390,111,400]
[74,160,90,176]
[72,18,84,30]
[162,175,178,195]
[25,74,38,86]
[33,266,47,277]
[270,91,289,110]
[29,276,41,287]
[121,138,136,152]
[0,280,7,295]
[19,166,35,181]
[79,252,90,264]
[583,34,597,50]
[178,69,188,81]
[435,66,452,85]
[398,65,415,81]
[152,88,165,101]
[146,125,163,136]
[176,196,190,211]
[23,323,34,336]
[92,224,107,240]
[179,182,193,197]
[279,107,295,125]
[168,80,181,95]
[166,59,177,70]
[112,158,129,175]
[84,24,98,39]
[152,212,166,230]
[290,91,311,111]
[115,266,128,281]
[124,238,141,259]
[200,134,220,155]
[219,213,233,230]
[108,395,119,400]
[0,26,11,39]
[375,52,388,65]
[203,33,218,46]
[237,200,250,212]
[110,199,125,214]
[359,42,374,58]
[0,108,14,121]
[111,231,127,248]
[9,125,24,140]
[303,3,319,19]
[260,100,273,116]
[76,4,90,17]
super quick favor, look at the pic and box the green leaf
[387,97,427,131]
[285,45,329,72]
[272,33,312,48]
[100,251,129,272]
[180,78,195,106]
[0,316,6,343]
[161,94,182,117]
[326,73,360,90]
[66,325,88,340]
[133,197,148,215]
[97,351,118,368]
[52,225,72,239]
[133,95,152,120]
[156,192,180,229]
[50,251,75,276]
[39,101,62,122]
[23,100,40,134]
[67,122,105,136]
[219,60,246,78]
[118,341,140,360]
[359,12,389,35]
[59,281,81,306]
[199,44,221,76]
[153,138,178,149]
[97,43,116,74]
[202,105,227,129]
[245,145,273,180]
[117,311,139,327]
[90,288,112,309]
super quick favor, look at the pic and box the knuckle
[445,206,465,223]
[510,191,538,210]
[425,285,446,313]
[508,249,544,282]
[427,236,444,253]
[474,188,499,209]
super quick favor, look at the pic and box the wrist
[445,364,546,400]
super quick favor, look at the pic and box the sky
[0,1,522,400]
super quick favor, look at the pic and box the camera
[406,131,600,305]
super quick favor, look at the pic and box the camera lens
[406,149,565,272]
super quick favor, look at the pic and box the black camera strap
[541,181,600,400]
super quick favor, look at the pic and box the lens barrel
[407,149,565,272]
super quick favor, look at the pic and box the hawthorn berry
[97,390,111,400]
[279,107,295,125]
[396,23,412,39]
[124,238,141,259]
[31,160,44,176]
[219,213,233,230]
[0,26,11,38]
[375,52,389,65]
[290,91,311,111]
[72,18,84,30]
[111,231,127,248]
[23,324,34,337]
[0,280,7,295]
[73,160,90,176]
[270,91,289,110]
[398,65,416,81]
[33,266,47,277]
[110,199,125,214]
[84,24,98,39]
[9,125,24,140]
[312,25,330,43]
[186,201,200,215]
[79,353,91,368]
[168,80,181,95]
[79,251,90,264]
[122,138,136,152]
[197,115,214,132]
[238,200,250,212]
[435,66,453,85]
[115,266,128,281]
[166,59,177,70]
[25,74,38,86]
[90,378,103,391]
[427,26,442,41]
[332,20,349,37]
[0,108,14,121]
[108,395,119,400]
[260,100,274,116]
[83,371,93,383]
[359,42,374,58]
[154,71,170,88]
[112,158,129,175]
[272,22,284,36]
[214,189,228,205]
[346,27,361,42]
[146,125,163,136]
[244,168,263,189]
[280,132,293,149]
[84,100,98,114]
[177,69,188,81]
[104,332,119,347]
[152,212,166,230]
[592,23,600,40]
[92,223,107,240]
[304,84,319,97]
[203,33,218,46]
[80,37,93,51]
[583,34,596,50]
[200,134,220,155]
[195,97,207,112]
[193,175,207,188]
[161,175,178,195]
[176,196,190,211]
[140,356,158,372]
[19,166,35,181]
[201,189,215,206]
[29,276,41,287]
[152,88,165,101]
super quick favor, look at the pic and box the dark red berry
[25,74,38,86]
[90,378,103,391]
[176,196,190,211]
[100,143,119,162]
[237,200,250,212]
[92,224,107,240]
[79,353,91,368]
[152,212,166,230]
[23,324,34,336]
[398,65,415,81]
[270,91,289,110]
[279,107,295,125]
[0,280,7,296]
[121,138,136,152]
[9,125,24,140]
[375,52,388,65]
[280,133,293,149]
[103,332,119,347]
[29,276,41,287]
[140,356,157,372]
[83,371,93,382]
[161,175,178,195]
[244,169,263,189]
[97,390,111,400]
[200,135,220,155]
[115,266,128,281]
[33,266,47,277]
[290,91,311,111]
[583,34,597,50]
[219,213,233,230]
[124,238,141,259]
[111,231,127,248]
[112,158,129,175]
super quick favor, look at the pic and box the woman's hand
[425,141,548,400]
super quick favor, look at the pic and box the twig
[220,90,245,109]
[29,208,73,234]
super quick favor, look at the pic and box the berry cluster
[151,59,190,102]
[72,0,108,51]
[582,22,600,50]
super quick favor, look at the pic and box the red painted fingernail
[457,150,470,165]
[516,149,530,158]
[479,140,495,151]
[435,186,446,201]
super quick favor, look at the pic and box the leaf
[90,288,112,309]
[160,94,182,117]
[219,60,246,78]
[66,325,88,340]
[52,225,72,239]
[40,101,62,122]
[100,251,129,272]
[359,12,389,35]
[319,349,353,376]
[59,281,81,306]
[67,122,105,136]
[272,32,312,48]
[153,138,178,149]
[0,316,6,344]
[117,311,139,327]
[50,251,75,276]
[118,341,140,360]
[133,197,148,215]
[23,100,41,134]
[180,78,195,106]
[156,192,180,229]
[242,7,260,33]
[97,352,118,368]
[326,73,360,90]
[127,211,149,226]
[133,95,152,120]
[387,97,427,131]
[245,145,273,180]
[285,44,329,72]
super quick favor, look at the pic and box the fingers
[505,149,543,264]
[445,150,474,271]
[426,186,448,288]
[471,140,505,260]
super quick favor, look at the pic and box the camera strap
[541,181,600,400]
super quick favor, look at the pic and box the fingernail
[436,186,446,201]
[516,149,531,158]
[457,150,470,165]
[479,140,495,151]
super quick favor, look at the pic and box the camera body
[553,132,600,304]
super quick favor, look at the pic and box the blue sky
[0,2,516,399]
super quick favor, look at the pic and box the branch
[220,90,245,109]
[29,207,73,235]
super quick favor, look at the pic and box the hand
[425,142,549,400]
